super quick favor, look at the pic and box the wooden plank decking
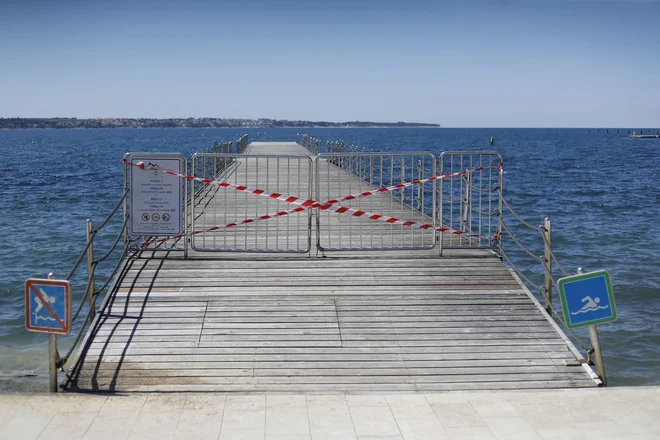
[65,142,598,392]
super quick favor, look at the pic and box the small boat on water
[629,131,660,139]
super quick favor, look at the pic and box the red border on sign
[25,278,71,334]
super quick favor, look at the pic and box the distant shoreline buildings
[0,117,441,130]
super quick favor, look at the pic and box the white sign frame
[127,153,185,237]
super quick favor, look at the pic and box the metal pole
[47,272,58,393]
[577,267,608,386]
[86,219,95,321]
[184,157,189,259]
[438,158,444,257]
[496,158,504,257]
[462,170,471,233]
[543,218,552,313]
[123,160,129,253]
[417,159,422,210]
[589,325,607,386]
[49,334,57,393]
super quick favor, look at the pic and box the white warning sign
[129,155,183,236]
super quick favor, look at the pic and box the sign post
[25,274,71,392]
[558,268,616,386]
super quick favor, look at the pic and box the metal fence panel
[316,152,437,251]
[438,151,503,252]
[190,153,313,252]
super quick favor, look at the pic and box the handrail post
[184,156,189,259]
[86,219,95,321]
[497,158,504,256]
[48,272,58,393]
[370,151,374,185]
[123,161,129,253]
[462,170,471,233]
[543,217,552,314]
[438,159,444,256]
[417,159,422,210]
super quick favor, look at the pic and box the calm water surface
[1,127,658,389]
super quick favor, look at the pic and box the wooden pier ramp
[65,142,598,392]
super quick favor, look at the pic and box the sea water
[1,127,658,389]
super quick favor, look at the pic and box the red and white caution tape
[123,159,317,209]
[124,159,500,211]
[324,163,501,205]
[125,159,502,247]
[139,206,308,247]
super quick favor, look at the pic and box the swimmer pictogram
[571,296,610,315]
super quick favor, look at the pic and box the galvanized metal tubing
[316,151,437,251]
[190,153,314,253]
[437,152,503,254]
[298,134,322,155]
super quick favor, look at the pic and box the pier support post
[86,219,95,321]
[589,325,608,386]
[543,218,552,313]
[496,159,504,257]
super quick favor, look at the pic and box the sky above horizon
[1,0,659,127]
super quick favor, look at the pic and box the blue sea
[1,127,659,390]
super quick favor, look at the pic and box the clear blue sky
[1,0,659,127]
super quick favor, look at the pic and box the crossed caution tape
[123,159,502,248]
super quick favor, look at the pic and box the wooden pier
[65,142,599,392]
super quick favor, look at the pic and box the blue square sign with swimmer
[558,270,616,329]
[25,278,71,334]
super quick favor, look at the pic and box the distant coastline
[0,117,440,130]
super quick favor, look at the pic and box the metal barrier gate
[315,152,437,251]
[438,151,503,253]
[190,153,313,252]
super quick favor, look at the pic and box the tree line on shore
[0,117,440,129]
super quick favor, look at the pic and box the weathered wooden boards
[64,142,597,392]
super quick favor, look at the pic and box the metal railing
[52,191,131,391]
[438,152,503,253]
[55,137,248,391]
[316,150,437,251]
[297,133,322,155]
[190,153,314,252]
[236,134,249,154]
[495,198,597,368]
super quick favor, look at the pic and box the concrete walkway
[1,387,658,440]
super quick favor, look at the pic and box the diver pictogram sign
[25,278,71,334]
[558,270,617,329]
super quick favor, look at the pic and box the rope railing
[53,189,131,371]
[500,219,544,263]
[496,196,593,356]
[540,229,572,277]
[501,197,542,231]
